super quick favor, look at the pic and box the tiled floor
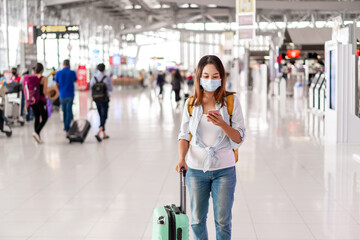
[0,84,359,240]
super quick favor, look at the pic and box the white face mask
[200,78,222,92]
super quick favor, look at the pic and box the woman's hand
[207,112,226,127]
[175,159,188,173]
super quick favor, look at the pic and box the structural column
[187,32,191,71]
[180,32,185,67]
[40,0,46,66]
[3,0,10,69]
[24,0,28,43]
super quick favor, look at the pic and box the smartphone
[207,110,220,115]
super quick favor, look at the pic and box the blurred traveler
[24,63,48,143]
[19,69,30,120]
[0,73,5,84]
[139,70,146,88]
[172,69,183,106]
[10,67,21,82]
[23,69,34,121]
[90,63,113,142]
[54,59,77,132]
[156,71,165,97]
[176,55,246,240]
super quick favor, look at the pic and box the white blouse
[178,94,246,172]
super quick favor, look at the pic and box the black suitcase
[66,119,91,143]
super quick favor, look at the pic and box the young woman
[31,63,48,143]
[176,55,246,240]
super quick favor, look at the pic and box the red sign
[77,65,88,91]
[287,50,301,58]
[357,49,360,56]
[277,55,282,63]
[109,56,113,66]
[28,24,34,44]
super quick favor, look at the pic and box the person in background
[10,67,21,82]
[30,63,48,143]
[90,63,113,142]
[0,73,5,85]
[47,67,57,82]
[19,69,30,120]
[139,70,146,88]
[172,69,183,107]
[24,68,36,121]
[156,71,165,98]
[54,59,77,133]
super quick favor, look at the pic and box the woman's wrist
[219,120,229,130]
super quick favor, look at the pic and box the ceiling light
[135,25,142,29]
[134,5,141,9]
[180,4,189,8]
[207,4,217,8]
[190,4,198,8]
[125,5,133,9]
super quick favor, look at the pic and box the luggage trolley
[4,82,25,126]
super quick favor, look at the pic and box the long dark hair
[192,55,233,107]
[35,63,44,74]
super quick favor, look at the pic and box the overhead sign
[237,0,255,13]
[110,54,121,66]
[35,25,80,40]
[287,50,301,59]
[236,0,256,40]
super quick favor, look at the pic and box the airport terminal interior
[1,0,360,239]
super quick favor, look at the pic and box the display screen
[329,50,335,110]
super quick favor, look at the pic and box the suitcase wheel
[6,131,12,137]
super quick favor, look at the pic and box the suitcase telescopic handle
[180,167,187,214]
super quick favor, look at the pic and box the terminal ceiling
[45,0,360,34]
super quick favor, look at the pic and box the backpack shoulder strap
[94,76,99,83]
[100,75,107,82]
[188,96,195,116]
[226,94,235,125]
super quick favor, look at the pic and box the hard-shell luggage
[66,119,91,143]
[152,168,189,240]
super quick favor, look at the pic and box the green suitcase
[152,168,189,240]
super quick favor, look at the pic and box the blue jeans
[186,167,236,240]
[96,101,109,131]
[60,97,74,131]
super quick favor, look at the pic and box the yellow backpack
[187,94,239,163]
